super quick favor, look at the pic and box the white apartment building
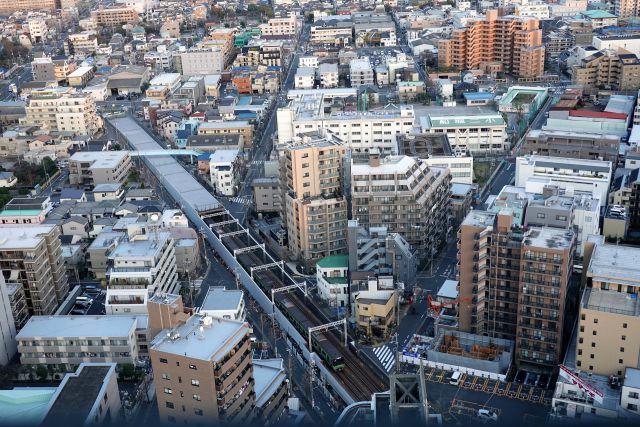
[16,315,143,367]
[515,2,550,19]
[316,255,349,309]
[421,114,509,155]
[259,16,298,37]
[148,73,182,94]
[319,63,339,88]
[424,156,474,184]
[294,67,316,89]
[350,58,374,86]
[27,17,48,43]
[69,151,132,186]
[178,48,224,76]
[0,274,16,366]
[108,227,179,301]
[209,149,240,196]
[299,56,319,68]
[23,87,101,136]
[277,90,415,154]
[65,31,99,56]
[310,18,353,46]
[516,155,613,205]
[199,286,245,321]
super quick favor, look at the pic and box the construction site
[401,331,514,381]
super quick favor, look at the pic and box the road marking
[372,345,396,372]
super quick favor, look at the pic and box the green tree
[36,365,48,381]
[119,363,136,380]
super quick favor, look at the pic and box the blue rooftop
[197,153,211,161]
[463,92,495,100]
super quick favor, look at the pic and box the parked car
[477,409,498,423]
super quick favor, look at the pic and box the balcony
[519,310,559,321]
[520,299,560,310]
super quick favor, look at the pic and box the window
[594,319,598,324]
[193,394,201,401]
[162,373,170,380]
[590,354,594,359]
[556,215,567,221]
[621,347,625,352]
[629,392,639,399]
[628,404,639,411]
[159,358,168,364]
[624,323,628,328]
[591,343,596,347]
[593,331,597,336]
[189,364,197,370]
[195,409,203,416]
[536,213,546,219]
[164,388,172,395]
[622,335,626,341]
[191,379,200,387]
[166,402,174,409]
[619,359,624,364]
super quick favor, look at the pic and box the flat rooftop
[588,243,640,285]
[151,313,250,362]
[0,225,56,250]
[583,287,640,316]
[522,227,574,250]
[109,231,170,260]
[43,365,113,426]
[17,316,137,339]
[253,359,286,408]
[462,210,496,228]
[209,149,239,163]
[0,388,57,425]
[200,287,243,312]
[70,151,128,170]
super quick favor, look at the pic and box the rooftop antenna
[149,213,160,244]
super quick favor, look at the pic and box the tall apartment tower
[351,155,451,261]
[438,10,544,78]
[0,225,69,316]
[150,313,255,424]
[0,274,17,366]
[615,0,640,18]
[457,210,575,369]
[279,134,348,262]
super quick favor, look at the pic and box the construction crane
[426,293,472,317]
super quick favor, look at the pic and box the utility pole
[309,358,315,410]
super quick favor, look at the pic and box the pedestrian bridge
[129,149,203,157]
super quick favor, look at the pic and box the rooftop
[150,313,250,362]
[317,255,349,269]
[588,243,640,285]
[437,280,458,300]
[17,316,137,339]
[583,287,639,317]
[625,367,640,389]
[253,359,287,408]
[522,227,574,250]
[70,151,129,170]
[0,225,56,250]
[109,231,171,260]
[200,287,243,312]
[209,149,240,164]
[462,210,496,228]
[0,388,57,425]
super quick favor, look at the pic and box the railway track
[203,214,385,403]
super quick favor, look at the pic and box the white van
[76,296,93,305]
[450,371,462,386]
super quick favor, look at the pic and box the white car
[478,409,498,423]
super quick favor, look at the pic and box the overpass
[129,149,203,158]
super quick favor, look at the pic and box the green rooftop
[0,209,44,216]
[316,255,349,269]
[0,388,57,425]
[581,10,616,19]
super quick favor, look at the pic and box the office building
[351,155,451,262]
[279,134,348,262]
[0,0,61,13]
[277,89,415,155]
[252,177,281,214]
[199,287,245,321]
[69,151,132,186]
[16,315,143,368]
[150,313,255,425]
[347,219,417,285]
[524,129,619,164]
[576,237,640,376]
[259,16,298,38]
[309,17,353,46]
[23,88,101,136]
[421,113,508,155]
[515,155,612,206]
[437,10,545,78]
[457,210,575,370]
[0,225,68,316]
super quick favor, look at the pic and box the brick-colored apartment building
[457,210,575,370]
[438,10,544,78]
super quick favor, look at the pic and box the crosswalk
[373,345,396,372]
[250,160,265,166]
[231,196,252,206]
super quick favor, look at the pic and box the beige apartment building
[570,49,640,91]
[575,236,640,377]
[91,6,140,26]
[437,10,544,78]
[351,155,451,261]
[259,16,299,38]
[615,0,640,18]
[0,0,58,13]
[280,135,348,262]
[150,313,255,425]
[69,151,132,186]
[457,210,575,370]
[0,225,68,316]
[23,87,101,136]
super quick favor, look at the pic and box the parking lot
[424,367,551,405]
[67,287,105,316]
